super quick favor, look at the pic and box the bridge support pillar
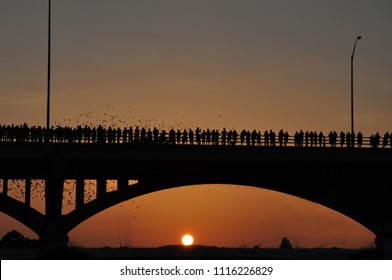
[386,233,392,257]
[2,178,8,196]
[118,178,128,190]
[40,176,69,250]
[25,179,31,207]
[97,178,106,198]
[375,223,392,257]
[75,178,84,209]
[39,224,69,250]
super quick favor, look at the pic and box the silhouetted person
[116,127,122,143]
[264,130,269,146]
[374,132,380,148]
[92,127,97,143]
[221,128,227,145]
[269,130,276,146]
[182,129,188,144]
[169,128,176,144]
[213,129,220,145]
[284,131,289,146]
[294,131,299,146]
[227,130,232,145]
[206,129,211,144]
[195,127,201,145]
[134,126,140,143]
[346,132,351,148]
[351,132,355,148]
[240,129,246,146]
[140,127,147,143]
[309,131,314,146]
[37,126,44,143]
[318,131,324,147]
[390,132,392,148]
[0,125,5,142]
[328,131,333,147]
[159,130,167,144]
[176,129,181,144]
[232,130,238,145]
[107,127,115,143]
[211,129,217,145]
[251,130,257,146]
[313,131,318,147]
[189,129,194,145]
[97,125,105,144]
[382,132,390,148]
[305,131,309,147]
[299,130,304,147]
[357,131,363,148]
[246,130,251,146]
[153,127,159,144]
[146,128,153,143]
[278,129,284,146]
[200,130,206,144]
[128,127,134,143]
[339,131,345,147]
[257,131,262,146]
[122,127,128,143]
[370,134,375,148]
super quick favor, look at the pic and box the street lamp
[46,0,51,132]
[351,35,361,135]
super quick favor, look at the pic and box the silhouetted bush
[0,230,36,249]
[279,237,293,249]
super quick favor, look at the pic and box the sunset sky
[1,1,391,248]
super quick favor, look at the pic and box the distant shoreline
[0,245,387,260]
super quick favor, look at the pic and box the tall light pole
[351,35,361,135]
[46,0,51,132]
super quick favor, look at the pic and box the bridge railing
[0,125,390,149]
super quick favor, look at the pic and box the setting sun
[181,234,194,246]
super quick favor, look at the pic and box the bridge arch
[66,184,372,246]
[0,196,45,236]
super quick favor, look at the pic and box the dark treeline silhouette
[0,230,38,249]
[0,123,391,149]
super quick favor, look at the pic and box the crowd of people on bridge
[0,123,391,149]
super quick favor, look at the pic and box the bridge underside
[0,144,391,256]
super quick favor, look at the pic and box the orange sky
[67,185,374,249]
[0,1,391,248]
[0,181,375,249]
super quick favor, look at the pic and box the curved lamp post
[351,35,361,135]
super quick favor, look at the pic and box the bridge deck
[0,143,391,179]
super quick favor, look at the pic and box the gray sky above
[1,0,391,134]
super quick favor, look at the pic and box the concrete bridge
[0,142,391,255]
